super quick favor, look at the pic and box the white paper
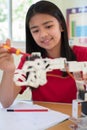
[0,101,70,130]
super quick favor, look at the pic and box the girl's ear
[59,25,64,32]
[61,29,64,32]
[59,22,64,32]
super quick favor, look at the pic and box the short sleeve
[73,45,87,61]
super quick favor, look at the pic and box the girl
[0,0,87,108]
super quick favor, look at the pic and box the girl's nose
[39,29,48,39]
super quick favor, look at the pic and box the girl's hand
[0,39,15,72]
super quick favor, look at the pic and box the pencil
[7,109,48,112]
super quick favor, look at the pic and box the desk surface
[34,101,81,130]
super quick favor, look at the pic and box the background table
[34,101,81,130]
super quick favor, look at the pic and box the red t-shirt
[17,45,87,103]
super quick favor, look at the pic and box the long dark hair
[25,0,76,61]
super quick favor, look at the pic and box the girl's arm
[0,39,21,108]
[0,71,21,108]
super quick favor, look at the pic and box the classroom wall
[49,0,87,17]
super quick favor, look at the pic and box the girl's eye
[46,25,53,29]
[32,30,39,33]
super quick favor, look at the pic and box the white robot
[14,52,87,91]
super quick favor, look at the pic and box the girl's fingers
[5,39,11,46]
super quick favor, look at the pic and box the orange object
[3,45,31,57]
[3,45,10,49]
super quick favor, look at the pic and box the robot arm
[13,52,87,90]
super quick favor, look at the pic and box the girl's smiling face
[29,13,63,58]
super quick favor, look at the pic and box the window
[0,0,39,42]
[0,0,8,41]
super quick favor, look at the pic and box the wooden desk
[34,101,81,130]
